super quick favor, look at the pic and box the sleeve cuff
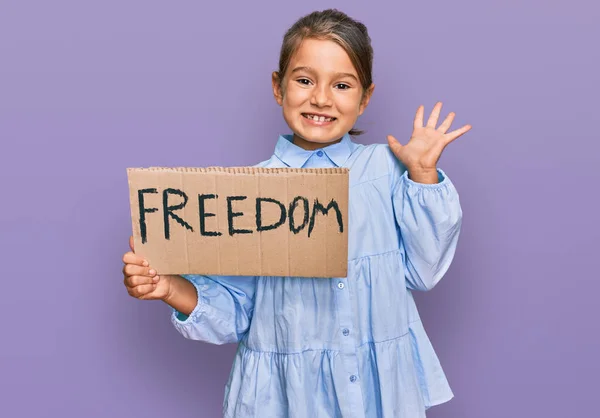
[401,168,449,189]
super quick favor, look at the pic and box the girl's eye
[297,78,311,85]
[335,83,350,90]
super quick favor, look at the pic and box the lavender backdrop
[1,1,598,417]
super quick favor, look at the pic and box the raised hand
[387,101,472,184]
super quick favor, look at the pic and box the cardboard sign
[127,167,349,278]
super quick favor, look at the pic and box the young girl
[123,9,471,418]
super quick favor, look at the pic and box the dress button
[316,150,324,157]
[342,328,350,336]
[350,375,357,383]
[337,282,344,289]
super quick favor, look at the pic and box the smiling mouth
[302,113,337,122]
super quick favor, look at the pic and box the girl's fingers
[122,251,148,267]
[386,134,403,152]
[445,124,473,144]
[437,112,455,133]
[426,102,443,128]
[125,274,159,288]
[129,283,157,298]
[123,264,156,278]
[413,105,425,130]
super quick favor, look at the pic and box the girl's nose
[310,85,332,107]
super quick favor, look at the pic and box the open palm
[387,101,472,174]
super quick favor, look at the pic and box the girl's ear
[272,71,284,106]
[358,83,375,115]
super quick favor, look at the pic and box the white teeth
[305,114,334,122]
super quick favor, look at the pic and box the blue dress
[171,133,462,417]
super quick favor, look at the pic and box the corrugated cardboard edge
[126,169,140,255]
[127,167,349,174]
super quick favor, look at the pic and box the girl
[123,9,471,418]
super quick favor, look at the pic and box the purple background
[1,1,598,417]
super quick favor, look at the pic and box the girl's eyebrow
[291,66,358,82]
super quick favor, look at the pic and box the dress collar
[273,133,355,168]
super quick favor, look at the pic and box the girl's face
[272,38,374,150]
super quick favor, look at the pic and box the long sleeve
[170,274,257,345]
[390,154,463,291]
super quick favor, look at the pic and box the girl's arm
[165,274,257,345]
[162,274,198,315]
[386,102,469,291]
[390,155,463,291]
